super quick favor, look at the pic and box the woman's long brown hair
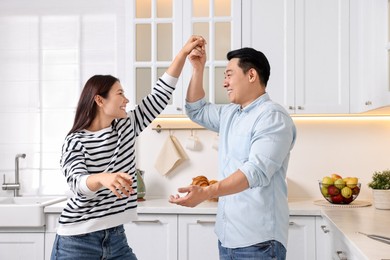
[68,75,119,135]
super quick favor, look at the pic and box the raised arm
[186,41,207,102]
[167,36,206,78]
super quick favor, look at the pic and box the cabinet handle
[336,250,348,260]
[176,107,182,111]
[196,220,215,224]
[365,101,372,106]
[289,221,295,226]
[297,106,304,110]
[321,225,330,233]
[132,220,160,224]
[288,106,295,110]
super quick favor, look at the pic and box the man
[169,46,296,260]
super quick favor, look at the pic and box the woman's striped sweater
[57,73,177,236]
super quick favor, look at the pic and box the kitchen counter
[44,197,323,215]
[45,198,390,259]
[322,207,390,260]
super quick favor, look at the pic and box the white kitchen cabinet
[125,214,218,260]
[287,216,316,260]
[315,216,332,260]
[322,217,366,260]
[0,232,44,260]
[243,0,350,115]
[128,0,242,114]
[243,0,350,114]
[349,0,390,113]
[178,214,218,260]
[125,214,178,260]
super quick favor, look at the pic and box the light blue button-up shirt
[185,93,296,249]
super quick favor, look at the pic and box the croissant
[191,175,219,202]
[191,175,209,187]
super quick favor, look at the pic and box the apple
[334,179,345,189]
[346,177,358,188]
[331,173,342,182]
[343,195,353,204]
[331,194,344,204]
[322,176,334,187]
[352,185,360,195]
[328,185,340,196]
[341,186,352,198]
[321,186,329,197]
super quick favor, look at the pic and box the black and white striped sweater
[57,73,177,236]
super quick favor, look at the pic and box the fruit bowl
[319,182,361,204]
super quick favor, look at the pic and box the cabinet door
[294,0,350,114]
[287,216,316,260]
[178,214,218,260]
[129,0,242,115]
[244,0,350,114]
[315,216,332,260]
[242,0,295,113]
[125,214,178,260]
[0,233,44,260]
[350,0,390,113]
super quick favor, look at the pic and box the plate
[313,200,372,208]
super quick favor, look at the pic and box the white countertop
[44,197,323,215]
[45,197,390,259]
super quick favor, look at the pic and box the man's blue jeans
[50,225,137,260]
[218,240,286,260]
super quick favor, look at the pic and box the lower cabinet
[320,217,365,260]
[125,214,178,260]
[287,215,333,260]
[315,216,332,260]
[287,216,316,260]
[43,212,363,260]
[178,215,218,260]
[0,232,44,259]
[124,214,218,260]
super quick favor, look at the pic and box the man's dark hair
[227,47,270,86]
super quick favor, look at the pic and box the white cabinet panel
[0,233,44,260]
[287,216,316,260]
[350,0,390,113]
[125,214,178,260]
[315,216,332,260]
[178,215,219,260]
[244,0,350,114]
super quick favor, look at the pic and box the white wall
[2,112,390,202]
[136,116,390,201]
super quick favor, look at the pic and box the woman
[51,36,205,260]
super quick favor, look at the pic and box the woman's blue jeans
[218,240,286,260]
[50,225,137,260]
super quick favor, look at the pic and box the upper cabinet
[349,0,390,113]
[243,0,349,114]
[127,0,241,114]
[243,0,390,115]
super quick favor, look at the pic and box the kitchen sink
[0,196,67,227]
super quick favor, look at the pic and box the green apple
[341,186,352,198]
[322,176,334,188]
[321,186,329,197]
[334,178,345,189]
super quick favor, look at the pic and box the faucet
[2,153,26,197]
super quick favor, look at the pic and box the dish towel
[154,135,188,175]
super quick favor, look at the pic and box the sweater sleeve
[60,136,95,198]
[128,73,178,136]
